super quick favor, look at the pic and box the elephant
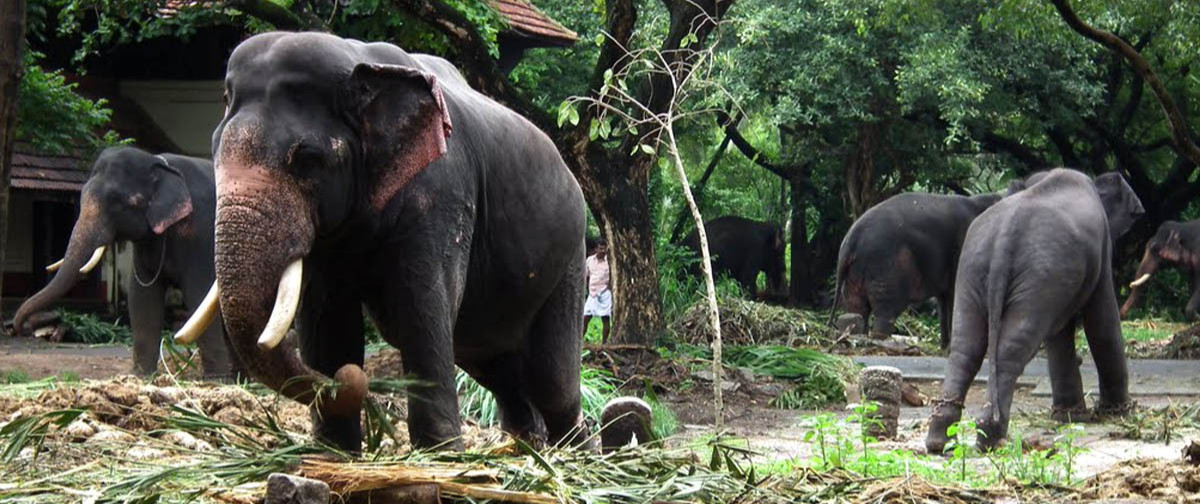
[925,169,1144,453]
[12,146,237,379]
[1120,219,1200,320]
[173,32,590,452]
[682,216,785,298]
[832,191,1002,346]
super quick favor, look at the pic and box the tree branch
[978,131,1047,172]
[715,110,793,179]
[1051,0,1200,167]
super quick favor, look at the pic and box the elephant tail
[984,225,1016,430]
[827,254,850,334]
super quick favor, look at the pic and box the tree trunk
[0,0,28,318]
[788,176,812,305]
[584,155,663,345]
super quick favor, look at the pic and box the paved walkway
[851,355,1200,396]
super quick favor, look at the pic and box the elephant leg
[526,272,590,448]
[1046,321,1090,422]
[937,293,953,349]
[183,281,235,380]
[373,275,463,450]
[127,279,166,376]
[298,273,365,451]
[925,296,986,454]
[461,354,547,445]
[868,302,902,340]
[1082,270,1132,414]
[1185,269,1200,321]
[977,314,1043,451]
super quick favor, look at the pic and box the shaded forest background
[5,0,1200,344]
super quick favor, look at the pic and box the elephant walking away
[833,192,1001,346]
[12,146,238,379]
[683,216,786,298]
[1120,219,1200,320]
[175,32,590,452]
[925,169,1144,453]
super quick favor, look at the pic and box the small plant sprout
[1053,423,1086,485]
[945,419,978,483]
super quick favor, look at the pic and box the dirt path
[0,337,130,379]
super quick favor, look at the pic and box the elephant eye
[288,142,327,171]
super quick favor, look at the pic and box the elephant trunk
[1120,247,1160,318]
[212,170,365,421]
[13,196,113,335]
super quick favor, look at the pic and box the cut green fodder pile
[1079,457,1200,502]
[672,297,834,346]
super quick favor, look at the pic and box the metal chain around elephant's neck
[135,236,166,287]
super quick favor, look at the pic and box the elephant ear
[148,156,194,235]
[1162,230,1184,262]
[1094,172,1145,240]
[344,62,454,211]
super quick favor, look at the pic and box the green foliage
[456,364,620,428]
[723,345,855,408]
[945,419,977,482]
[16,51,123,154]
[56,310,132,345]
[1,369,32,384]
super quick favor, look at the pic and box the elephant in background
[832,192,1002,346]
[682,216,786,298]
[12,146,237,379]
[1120,219,1200,319]
[174,32,589,452]
[925,169,1143,453]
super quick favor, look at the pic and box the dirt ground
[5,336,1200,497]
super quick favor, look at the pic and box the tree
[0,0,28,307]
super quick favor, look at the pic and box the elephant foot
[1094,399,1137,419]
[924,399,963,454]
[976,418,1007,452]
[1051,402,1095,423]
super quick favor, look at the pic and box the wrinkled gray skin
[683,216,786,298]
[833,192,1002,346]
[11,147,237,379]
[211,32,588,452]
[1120,219,1200,320]
[926,169,1144,453]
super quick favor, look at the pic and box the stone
[265,474,331,504]
[835,314,865,335]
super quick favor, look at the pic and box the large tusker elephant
[174,32,589,452]
[1120,219,1200,319]
[12,146,236,379]
[833,192,1002,346]
[925,169,1143,453]
[682,216,786,298]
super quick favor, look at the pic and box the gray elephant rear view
[926,168,1143,453]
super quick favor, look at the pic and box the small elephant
[832,192,1002,346]
[12,146,237,379]
[1120,219,1200,319]
[174,32,589,452]
[682,216,786,298]
[925,169,1143,453]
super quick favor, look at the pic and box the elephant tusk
[79,246,107,274]
[1130,273,1152,288]
[174,282,220,344]
[258,259,303,351]
[45,258,64,272]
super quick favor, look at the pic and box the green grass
[1120,318,1187,342]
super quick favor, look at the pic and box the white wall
[119,80,224,157]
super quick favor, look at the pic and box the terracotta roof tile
[489,0,578,46]
[160,0,577,46]
[10,143,90,192]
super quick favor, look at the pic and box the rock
[835,314,865,335]
[901,383,927,407]
[347,484,440,504]
[265,473,331,504]
[692,369,741,392]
